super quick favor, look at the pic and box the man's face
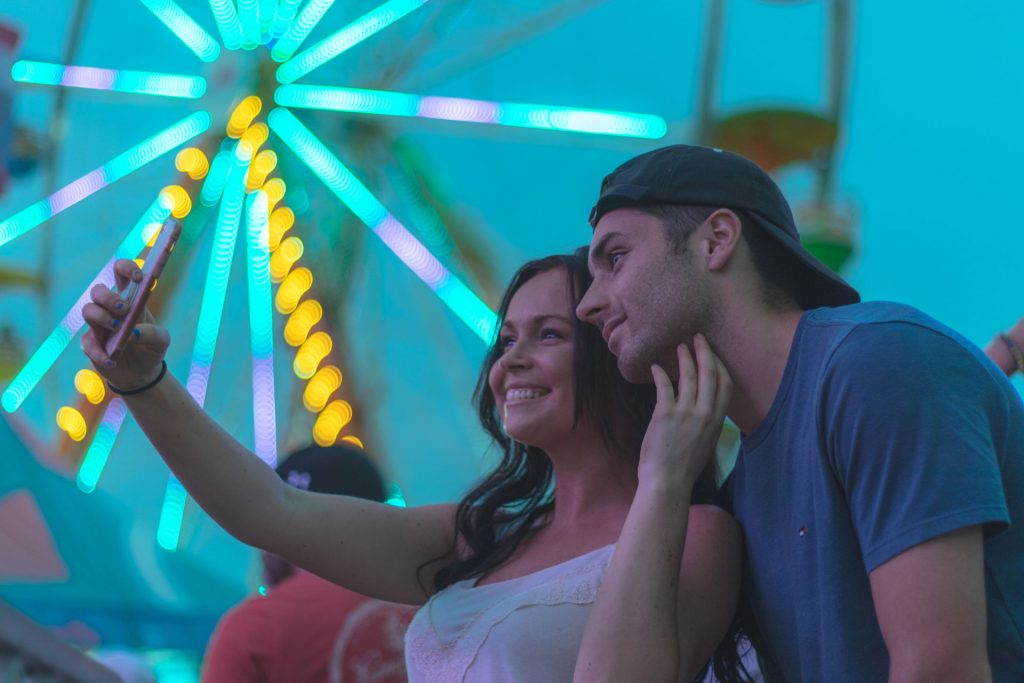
[577,208,715,382]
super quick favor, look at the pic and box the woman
[81,249,745,682]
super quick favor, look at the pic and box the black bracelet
[108,360,168,396]
[1000,333,1024,375]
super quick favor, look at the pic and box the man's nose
[576,283,604,326]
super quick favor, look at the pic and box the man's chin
[616,352,654,384]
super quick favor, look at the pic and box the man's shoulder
[805,301,945,335]
[803,301,973,364]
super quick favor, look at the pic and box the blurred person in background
[985,316,1024,378]
[203,444,415,683]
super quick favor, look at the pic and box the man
[576,145,1024,682]
[203,444,414,682]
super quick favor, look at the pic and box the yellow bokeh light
[246,150,278,191]
[270,236,304,283]
[227,96,262,138]
[133,258,145,270]
[341,435,364,448]
[239,122,269,154]
[275,267,313,314]
[56,406,87,441]
[312,399,353,446]
[284,299,323,346]
[268,207,295,252]
[160,185,192,219]
[294,331,332,379]
[263,178,286,211]
[174,147,210,180]
[303,365,342,412]
[74,369,106,404]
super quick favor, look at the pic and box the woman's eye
[541,329,564,340]
[499,337,515,351]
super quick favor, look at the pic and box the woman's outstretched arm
[574,336,743,683]
[81,259,456,605]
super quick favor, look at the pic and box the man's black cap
[589,144,860,308]
[275,444,385,503]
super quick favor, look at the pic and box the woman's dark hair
[426,248,756,682]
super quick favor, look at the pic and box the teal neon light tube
[138,0,221,62]
[245,191,278,467]
[209,0,244,50]
[160,143,251,552]
[185,142,252,406]
[12,61,206,99]
[156,478,189,551]
[268,108,495,341]
[0,111,210,248]
[276,0,429,83]
[2,197,171,413]
[271,0,336,63]
[238,0,262,50]
[270,0,303,41]
[275,85,668,139]
[77,398,128,493]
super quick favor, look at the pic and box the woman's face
[488,267,579,449]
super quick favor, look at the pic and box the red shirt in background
[203,570,415,682]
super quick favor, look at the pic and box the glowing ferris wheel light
[267,108,497,341]
[276,84,669,139]
[186,142,252,407]
[276,0,430,84]
[138,0,221,63]
[271,0,337,63]
[1,197,172,413]
[0,111,210,248]
[2,0,670,546]
[245,190,278,467]
[208,0,244,51]
[11,61,207,99]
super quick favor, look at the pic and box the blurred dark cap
[275,444,385,503]
[589,144,860,308]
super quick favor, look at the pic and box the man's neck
[710,306,806,436]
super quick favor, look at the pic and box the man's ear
[703,209,743,272]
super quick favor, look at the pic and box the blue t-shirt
[729,302,1024,682]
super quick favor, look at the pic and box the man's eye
[609,252,624,266]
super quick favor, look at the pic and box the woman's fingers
[82,301,119,333]
[651,363,674,407]
[693,334,717,417]
[81,328,114,369]
[675,342,697,407]
[133,322,170,353]
[712,352,732,422]
[112,258,143,292]
[89,283,125,316]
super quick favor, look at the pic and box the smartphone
[104,218,182,359]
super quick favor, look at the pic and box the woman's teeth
[506,389,547,401]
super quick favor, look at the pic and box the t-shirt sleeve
[820,321,1009,572]
[202,601,279,683]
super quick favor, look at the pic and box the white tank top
[404,544,615,682]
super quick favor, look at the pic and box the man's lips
[602,317,625,348]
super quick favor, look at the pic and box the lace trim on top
[405,545,614,683]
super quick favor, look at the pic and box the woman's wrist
[636,468,699,501]
[107,360,168,396]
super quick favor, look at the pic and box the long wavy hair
[428,248,756,682]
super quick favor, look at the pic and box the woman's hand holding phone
[81,258,172,392]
